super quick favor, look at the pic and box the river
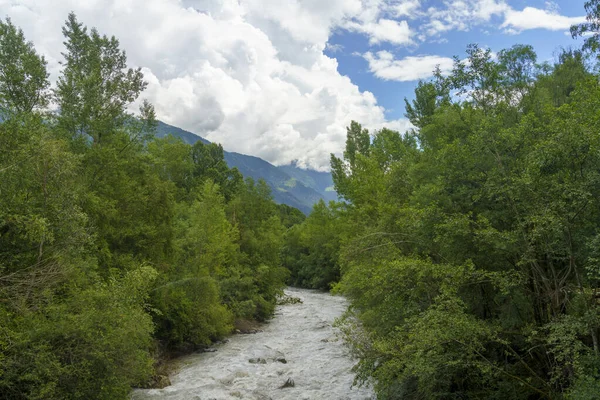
[131,287,374,400]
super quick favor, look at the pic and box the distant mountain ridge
[155,121,336,214]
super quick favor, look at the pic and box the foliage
[277,203,306,228]
[282,200,344,289]
[0,14,288,399]
[571,0,600,54]
[0,18,49,116]
[55,13,147,145]
[291,39,600,399]
[226,178,288,320]
[0,266,157,400]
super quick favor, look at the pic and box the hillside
[156,121,337,213]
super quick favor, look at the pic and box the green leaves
[56,12,147,144]
[283,200,343,289]
[0,266,157,400]
[327,42,600,399]
[0,14,289,399]
[0,18,49,116]
[571,1,600,54]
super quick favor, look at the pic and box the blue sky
[326,0,588,121]
[1,0,591,170]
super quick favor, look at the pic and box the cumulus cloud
[501,7,586,33]
[337,1,416,46]
[0,0,585,170]
[391,0,422,18]
[345,18,413,45]
[419,0,584,38]
[1,0,414,171]
[364,51,454,81]
[422,0,509,37]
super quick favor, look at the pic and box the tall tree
[571,0,600,53]
[0,18,49,116]
[55,12,146,144]
[328,44,600,399]
[191,141,243,200]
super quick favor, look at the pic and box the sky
[0,0,589,171]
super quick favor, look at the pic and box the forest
[284,3,600,399]
[0,13,304,399]
[3,2,600,399]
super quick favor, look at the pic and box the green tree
[571,0,600,53]
[1,14,291,399]
[226,178,287,320]
[148,135,195,196]
[56,13,146,145]
[0,18,49,116]
[191,141,243,200]
[283,200,343,289]
[331,43,600,399]
[277,203,306,228]
[404,81,437,129]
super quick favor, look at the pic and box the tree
[282,200,343,289]
[571,0,600,54]
[331,43,600,399]
[404,81,437,129]
[330,121,372,203]
[277,204,306,228]
[0,18,49,116]
[226,178,287,320]
[55,13,146,144]
[191,141,243,200]
[1,14,290,399]
[148,135,195,195]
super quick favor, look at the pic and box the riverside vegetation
[4,2,600,399]
[0,14,301,399]
[283,2,600,399]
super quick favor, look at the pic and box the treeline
[0,14,301,399]
[285,22,600,400]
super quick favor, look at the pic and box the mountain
[156,121,211,146]
[155,121,337,213]
[278,162,338,203]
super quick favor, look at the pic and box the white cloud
[326,43,344,53]
[371,118,415,134]
[474,0,510,21]
[422,0,509,37]
[364,51,454,81]
[0,0,586,170]
[418,0,584,38]
[391,0,422,18]
[501,7,586,33]
[345,18,413,45]
[368,18,413,44]
[0,0,411,171]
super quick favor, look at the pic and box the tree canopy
[285,36,600,400]
[0,14,293,399]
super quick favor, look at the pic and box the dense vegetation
[0,14,292,399]
[284,5,600,399]
[154,120,336,215]
[5,3,600,399]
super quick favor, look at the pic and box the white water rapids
[132,287,374,400]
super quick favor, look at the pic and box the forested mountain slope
[156,121,336,214]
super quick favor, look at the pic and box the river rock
[249,357,267,364]
[279,378,295,388]
[153,375,171,389]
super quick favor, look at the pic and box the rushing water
[132,287,374,400]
